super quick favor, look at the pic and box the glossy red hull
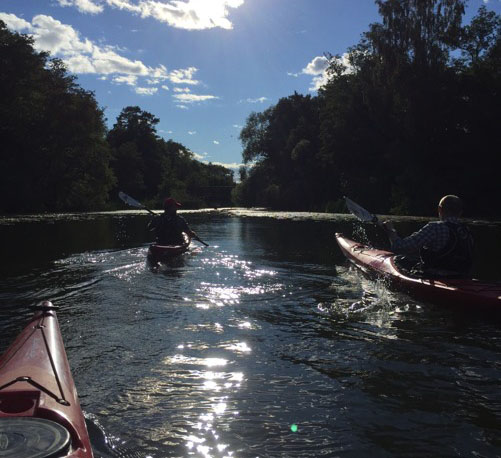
[335,233,501,309]
[0,303,93,457]
[148,235,190,262]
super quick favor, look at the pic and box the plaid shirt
[390,218,460,255]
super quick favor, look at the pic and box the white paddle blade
[119,191,144,209]
[344,197,378,223]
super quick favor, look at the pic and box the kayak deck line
[0,312,69,407]
[0,303,94,457]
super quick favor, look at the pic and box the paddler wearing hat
[147,197,199,246]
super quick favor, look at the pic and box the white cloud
[7,13,165,79]
[173,93,218,103]
[168,67,199,85]
[135,86,158,95]
[99,0,244,30]
[57,0,104,14]
[2,13,221,102]
[301,53,353,91]
[188,131,197,135]
[213,140,219,144]
[192,155,242,170]
[309,74,330,91]
[233,124,242,128]
[0,12,33,31]
[193,152,208,160]
[176,104,189,109]
[91,46,154,75]
[65,55,96,73]
[112,75,138,86]
[302,56,329,76]
[245,97,268,104]
[1,13,208,91]
[302,56,330,91]
[211,161,242,170]
[174,87,191,92]
[31,15,94,55]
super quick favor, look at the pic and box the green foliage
[239,93,323,209]
[236,1,500,218]
[0,21,115,213]
[108,108,235,209]
[0,22,235,213]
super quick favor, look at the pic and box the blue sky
[1,0,499,172]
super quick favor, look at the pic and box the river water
[1,209,501,458]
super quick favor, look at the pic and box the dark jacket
[148,214,189,245]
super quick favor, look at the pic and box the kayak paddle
[118,191,209,246]
[344,196,381,226]
[119,191,156,216]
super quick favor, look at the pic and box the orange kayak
[0,302,93,457]
[336,233,501,309]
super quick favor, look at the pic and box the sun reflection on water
[165,355,245,457]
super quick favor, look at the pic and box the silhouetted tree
[0,21,115,213]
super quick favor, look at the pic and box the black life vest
[155,215,186,245]
[420,222,473,274]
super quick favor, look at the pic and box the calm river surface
[1,209,501,458]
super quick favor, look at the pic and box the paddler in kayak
[148,197,200,245]
[382,195,474,277]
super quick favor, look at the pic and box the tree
[0,21,115,213]
[239,93,321,209]
[236,1,500,217]
[107,106,164,200]
[459,5,501,66]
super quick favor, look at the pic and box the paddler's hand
[382,220,398,242]
[382,220,395,232]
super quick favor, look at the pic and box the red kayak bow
[0,302,93,457]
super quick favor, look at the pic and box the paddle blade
[119,191,144,209]
[344,197,379,224]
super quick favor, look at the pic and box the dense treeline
[107,106,235,209]
[234,1,500,218]
[0,21,234,214]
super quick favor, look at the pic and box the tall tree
[236,1,500,217]
[107,106,163,200]
[0,21,115,213]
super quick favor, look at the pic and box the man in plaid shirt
[382,195,473,275]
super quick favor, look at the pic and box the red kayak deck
[148,234,191,262]
[335,233,501,309]
[0,303,93,457]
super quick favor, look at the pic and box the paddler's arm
[382,221,400,247]
[383,221,439,254]
[147,216,160,231]
[186,229,209,246]
[179,216,209,246]
[383,221,400,244]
